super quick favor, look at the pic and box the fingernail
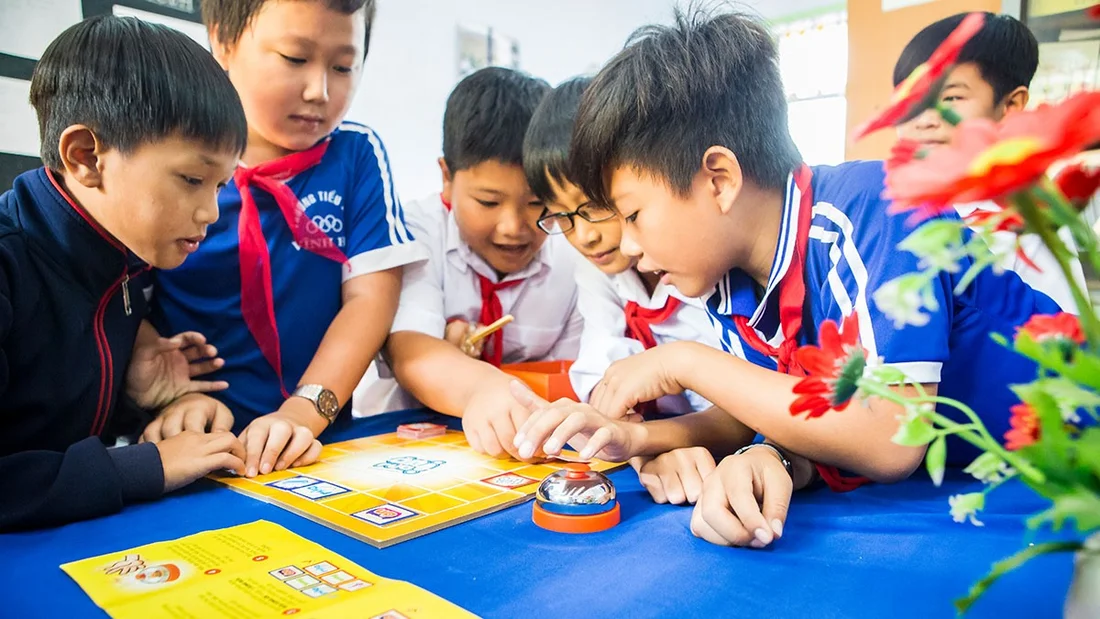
[260,463,272,475]
[771,519,784,538]
[519,442,534,459]
[749,539,766,549]
[754,528,773,545]
[247,467,257,477]
[543,440,560,454]
[513,433,525,447]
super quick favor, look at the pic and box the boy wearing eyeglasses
[523,77,754,504]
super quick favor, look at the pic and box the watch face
[317,389,340,418]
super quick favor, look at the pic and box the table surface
[2,410,1074,618]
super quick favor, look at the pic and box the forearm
[386,331,511,417]
[634,406,756,458]
[668,342,926,482]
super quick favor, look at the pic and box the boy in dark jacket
[0,16,250,531]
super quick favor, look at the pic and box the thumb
[509,379,547,411]
[760,464,793,539]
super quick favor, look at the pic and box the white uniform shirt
[353,193,582,416]
[569,256,724,415]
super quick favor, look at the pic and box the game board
[210,430,625,548]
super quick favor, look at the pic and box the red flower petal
[794,347,838,377]
[1018,313,1086,345]
[1053,162,1100,210]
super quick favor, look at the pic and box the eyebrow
[280,36,358,56]
[943,81,971,91]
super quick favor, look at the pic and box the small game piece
[532,462,620,534]
[396,422,447,439]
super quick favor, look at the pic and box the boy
[893,12,1087,310]
[149,0,426,478]
[509,10,1061,547]
[523,77,752,503]
[0,16,249,531]
[362,67,581,460]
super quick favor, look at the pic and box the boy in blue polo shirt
[0,16,249,531]
[508,10,1061,548]
[150,0,425,478]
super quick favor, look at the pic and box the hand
[157,431,246,492]
[238,399,324,477]
[637,447,717,505]
[140,393,234,443]
[590,343,688,419]
[690,445,793,548]
[445,319,484,358]
[126,330,228,410]
[510,380,644,462]
[460,379,533,460]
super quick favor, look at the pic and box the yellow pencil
[467,314,514,346]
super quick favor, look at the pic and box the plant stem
[936,102,962,126]
[1015,191,1100,351]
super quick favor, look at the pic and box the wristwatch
[734,443,794,480]
[292,384,340,425]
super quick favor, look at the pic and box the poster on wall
[1023,0,1100,106]
[0,0,204,189]
[456,24,521,80]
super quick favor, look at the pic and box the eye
[942,95,962,103]
[528,200,544,209]
[623,211,639,224]
[179,175,203,187]
[279,53,306,65]
[216,181,229,190]
[476,199,499,207]
[333,65,353,74]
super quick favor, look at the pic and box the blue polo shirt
[705,161,1061,464]
[151,122,425,430]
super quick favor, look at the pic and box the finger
[259,423,293,476]
[183,407,210,434]
[489,415,523,460]
[638,469,668,504]
[211,405,234,433]
[478,425,504,458]
[276,426,316,471]
[577,425,614,461]
[724,470,773,547]
[660,466,688,505]
[690,502,732,546]
[174,331,209,347]
[683,451,717,504]
[211,452,247,476]
[206,432,246,474]
[760,463,794,539]
[539,409,594,455]
[150,337,182,353]
[242,426,268,477]
[290,440,323,468]
[699,476,753,546]
[463,423,484,454]
[160,408,186,439]
[514,408,569,457]
[187,360,227,378]
[509,380,548,412]
[141,417,164,444]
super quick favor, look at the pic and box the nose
[619,225,642,259]
[572,217,601,247]
[496,204,528,239]
[912,107,941,131]
[196,194,220,226]
[303,66,329,103]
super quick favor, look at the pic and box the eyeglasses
[537,203,617,234]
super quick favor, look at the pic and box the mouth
[177,235,206,254]
[492,242,531,258]
[289,114,325,129]
[584,247,619,266]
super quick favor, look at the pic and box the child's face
[544,176,632,275]
[211,0,367,162]
[444,159,547,276]
[608,166,734,299]
[100,136,236,268]
[896,62,1023,147]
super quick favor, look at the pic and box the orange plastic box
[501,360,578,402]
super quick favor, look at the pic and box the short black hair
[30,16,247,171]
[523,77,592,204]
[893,12,1038,102]
[571,9,801,207]
[443,67,551,173]
[203,0,377,58]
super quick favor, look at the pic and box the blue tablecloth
[2,410,1074,618]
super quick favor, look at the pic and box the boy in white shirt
[522,77,754,504]
[356,68,582,460]
[893,13,1087,310]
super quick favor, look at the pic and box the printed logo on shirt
[292,189,347,250]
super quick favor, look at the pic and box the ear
[700,146,743,215]
[438,157,454,204]
[57,125,105,189]
[1001,86,1030,117]
[207,26,232,70]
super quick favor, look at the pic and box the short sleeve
[388,199,448,337]
[340,125,428,281]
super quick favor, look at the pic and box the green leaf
[963,452,1012,484]
[954,541,1082,615]
[892,410,938,447]
[926,436,946,486]
[1042,377,1100,423]
[990,332,1008,348]
[1026,487,1100,532]
[949,492,986,525]
[869,365,908,385]
[1073,427,1100,480]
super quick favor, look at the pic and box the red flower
[1004,403,1040,450]
[790,313,866,419]
[884,91,1100,220]
[886,138,926,172]
[964,208,1025,233]
[1017,312,1086,345]
[1052,162,1100,211]
[1089,4,1100,20]
[853,13,985,140]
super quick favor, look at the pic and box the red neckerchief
[234,140,348,398]
[732,164,869,493]
[476,274,522,367]
[624,298,681,350]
